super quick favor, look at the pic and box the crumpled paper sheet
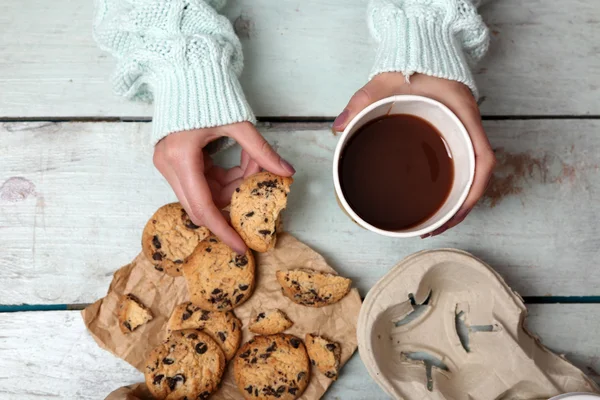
[82,233,362,400]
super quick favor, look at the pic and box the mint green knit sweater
[94,0,489,145]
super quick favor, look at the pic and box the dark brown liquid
[339,114,454,231]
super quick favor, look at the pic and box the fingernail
[333,109,350,130]
[455,207,472,222]
[280,158,296,174]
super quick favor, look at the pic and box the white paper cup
[332,95,475,238]
[549,394,600,400]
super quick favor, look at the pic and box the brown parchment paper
[82,233,362,400]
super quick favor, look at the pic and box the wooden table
[1,0,600,398]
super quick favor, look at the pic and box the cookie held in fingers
[305,333,341,380]
[117,294,153,334]
[183,235,255,312]
[249,309,294,335]
[231,172,293,252]
[276,269,352,307]
[144,329,226,400]
[233,334,310,400]
[167,302,242,360]
[142,202,210,276]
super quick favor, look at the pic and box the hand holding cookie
[153,123,296,254]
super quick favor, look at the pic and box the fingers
[423,103,495,239]
[226,122,295,176]
[176,154,248,254]
[241,150,261,178]
[333,76,397,132]
[452,103,496,215]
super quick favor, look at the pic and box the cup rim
[332,95,475,238]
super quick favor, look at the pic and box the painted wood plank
[1,120,600,304]
[0,305,598,399]
[0,0,599,118]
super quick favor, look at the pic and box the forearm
[367,0,489,98]
[93,0,254,144]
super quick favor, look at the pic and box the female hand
[333,72,495,237]
[153,122,296,253]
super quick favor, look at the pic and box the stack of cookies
[116,172,354,400]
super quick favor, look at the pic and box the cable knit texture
[368,0,489,97]
[93,0,255,145]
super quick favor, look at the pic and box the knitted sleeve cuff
[151,62,256,145]
[368,0,489,98]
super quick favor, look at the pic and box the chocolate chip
[234,255,248,267]
[239,350,251,359]
[153,374,164,385]
[152,235,161,249]
[209,238,218,243]
[152,252,163,261]
[162,357,174,365]
[239,284,249,291]
[264,218,268,223]
[123,321,132,331]
[256,312,265,321]
[325,371,336,379]
[182,313,191,321]
[174,259,183,264]
[245,211,255,217]
[200,310,210,321]
[195,342,208,354]
[297,371,306,381]
[289,338,301,348]
[152,219,157,224]
[311,359,316,366]
[218,332,227,342]
[245,386,253,394]
[235,294,244,304]
[258,229,272,236]
[198,392,210,399]
[257,180,278,189]
[250,357,257,364]
[255,388,259,396]
[205,247,212,253]
[186,221,200,230]
[235,188,240,193]
[186,334,197,340]
[289,387,298,395]
[166,374,185,391]
[266,342,277,352]
[212,288,222,295]
[259,353,270,360]
[326,343,336,351]
[277,386,286,394]
[154,265,164,272]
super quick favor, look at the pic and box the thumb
[333,77,395,132]
[226,122,295,177]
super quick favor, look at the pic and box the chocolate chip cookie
[276,269,352,307]
[183,235,255,312]
[233,334,310,400]
[167,302,242,360]
[231,172,293,252]
[117,294,153,334]
[142,203,210,276]
[144,329,225,400]
[249,309,293,335]
[305,333,341,380]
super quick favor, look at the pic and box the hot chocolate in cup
[332,95,475,238]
